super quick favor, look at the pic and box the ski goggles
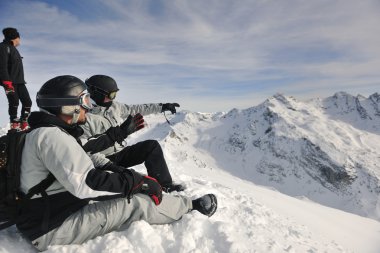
[107,90,117,100]
[79,91,93,110]
[86,83,118,100]
[37,90,93,110]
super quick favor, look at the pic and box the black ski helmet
[37,75,88,115]
[85,75,119,106]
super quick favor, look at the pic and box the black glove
[138,176,163,205]
[161,103,180,114]
[90,163,144,198]
[120,113,144,137]
[97,163,162,205]
[101,114,144,146]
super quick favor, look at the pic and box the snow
[1,93,380,253]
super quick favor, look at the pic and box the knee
[7,95,19,106]
[148,140,159,147]
[21,96,32,107]
[23,99,32,108]
[142,140,161,150]
[150,140,163,153]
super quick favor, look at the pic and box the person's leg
[32,194,193,251]
[4,86,19,123]
[107,140,173,185]
[16,83,32,121]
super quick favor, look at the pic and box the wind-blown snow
[1,92,380,253]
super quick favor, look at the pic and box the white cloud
[0,0,379,126]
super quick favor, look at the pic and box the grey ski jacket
[20,127,118,199]
[80,101,163,161]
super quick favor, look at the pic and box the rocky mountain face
[141,92,380,221]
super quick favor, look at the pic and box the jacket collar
[2,40,13,46]
[28,111,84,139]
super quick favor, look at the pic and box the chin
[78,117,87,125]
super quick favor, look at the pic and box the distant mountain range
[138,91,380,221]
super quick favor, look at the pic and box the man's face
[77,107,87,125]
[103,96,112,103]
[12,37,20,47]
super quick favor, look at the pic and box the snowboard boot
[20,120,29,131]
[10,118,20,131]
[192,194,217,217]
[162,183,186,193]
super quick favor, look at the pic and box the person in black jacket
[0,27,32,130]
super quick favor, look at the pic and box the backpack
[0,129,55,230]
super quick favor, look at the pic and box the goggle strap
[37,97,81,107]
[88,84,119,97]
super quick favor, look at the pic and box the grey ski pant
[32,194,193,251]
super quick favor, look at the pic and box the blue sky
[1,0,380,125]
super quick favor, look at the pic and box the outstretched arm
[82,114,145,154]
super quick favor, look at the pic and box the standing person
[81,75,184,193]
[17,75,217,251]
[0,27,32,130]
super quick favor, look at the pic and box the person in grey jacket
[17,75,217,251]
[81,75,183,193]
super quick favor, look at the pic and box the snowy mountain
[168,91,380,221]
[1,92,380,253]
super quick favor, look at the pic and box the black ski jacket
[0,40,25,84]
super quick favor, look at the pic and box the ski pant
[32,193,193,251]
[4,83,32,122]
[107,140,173,186]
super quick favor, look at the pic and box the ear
[74,107,81,114]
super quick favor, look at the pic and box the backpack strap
[24,172,56,232]
[25,173,56,199]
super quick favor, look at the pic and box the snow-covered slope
[1,92,380,253]
[167,91,380,221]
